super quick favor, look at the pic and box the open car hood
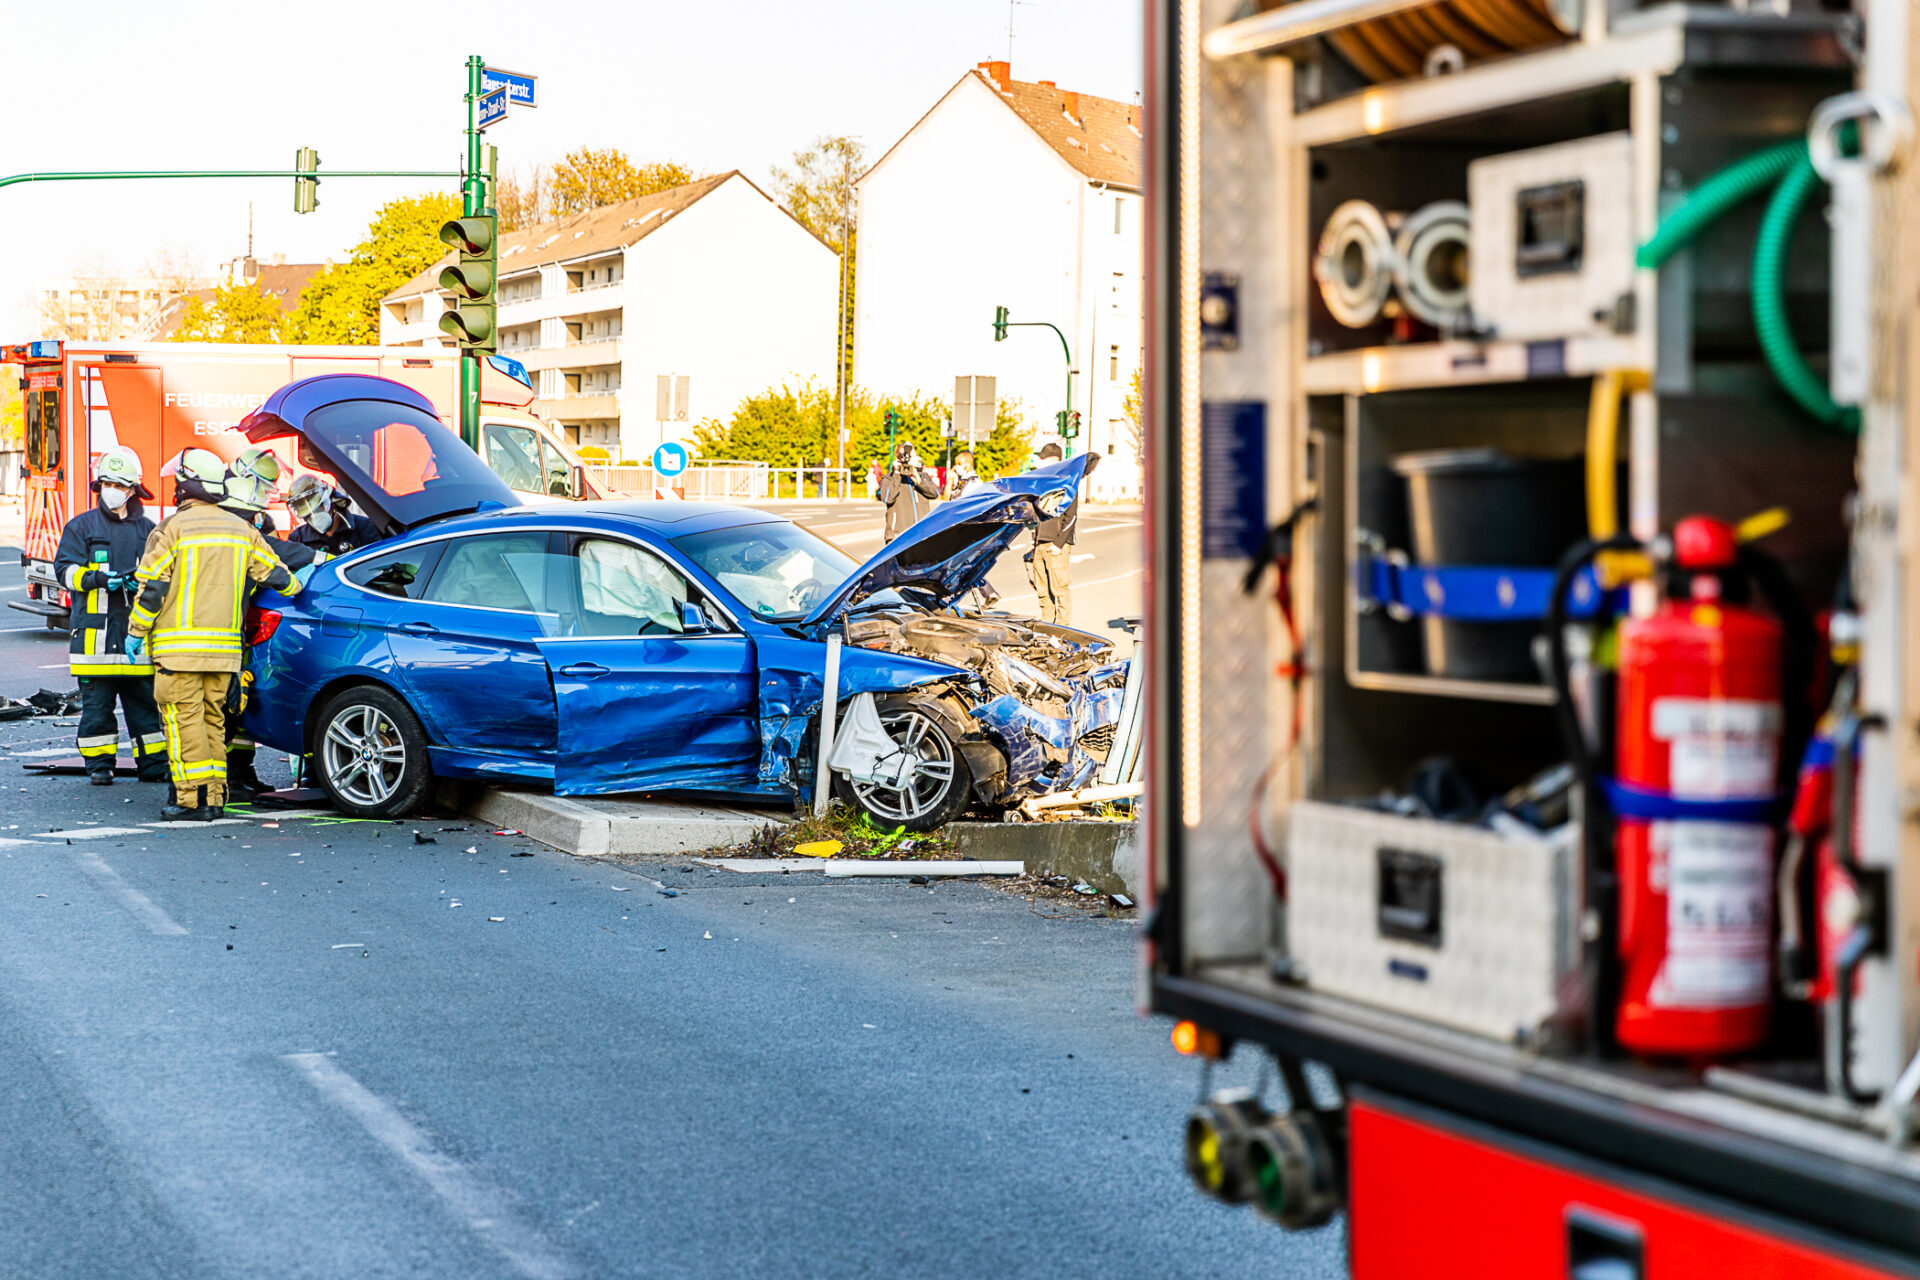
[801,453,1096,633]
[242,374,522,535]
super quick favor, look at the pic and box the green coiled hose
[1635,129,1860,435]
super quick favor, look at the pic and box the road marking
[1071,554,1095,563]
[71,847,188,935]
[35,825,148,839]
[1079,520,1143,532]
[283,1053,579,1280]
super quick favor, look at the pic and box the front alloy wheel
[833,697,974,832]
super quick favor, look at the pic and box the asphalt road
[753,500,1146,647]
[0,546,1339,1279]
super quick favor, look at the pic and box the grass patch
[732,803,957,860]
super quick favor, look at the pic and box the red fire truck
[6,340,601,628]
[1145,0,1920,1273]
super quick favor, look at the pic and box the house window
[1114,200,1123,234]
[1109,345,1120,381]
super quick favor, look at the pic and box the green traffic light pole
[459,54,488,453]
[992,310,1076,459]
[0,168,458,191]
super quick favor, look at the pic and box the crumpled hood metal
[800,453,1096,633]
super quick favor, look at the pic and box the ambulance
[5,340,604,628]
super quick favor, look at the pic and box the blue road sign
[481,66,538,107]
[477,86,509,130]
[653,442,690,478]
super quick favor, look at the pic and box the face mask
[100,486,131,512]
[309,509,335,535]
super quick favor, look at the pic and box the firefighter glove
[124,634,144,659]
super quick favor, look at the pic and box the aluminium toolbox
[1284,799,1583,1046]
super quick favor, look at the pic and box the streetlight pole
[993,312,1077,460]
[835,145,854,489]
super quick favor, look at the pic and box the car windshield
[674,521,859,621]
[300,399,518,527]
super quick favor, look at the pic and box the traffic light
[437,214,498,353]
[993,305,1009,341]
[1063,410,1081,438]
[293,148,320,214]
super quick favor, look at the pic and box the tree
[495,167,547,233]
[694,381,1033,480]
[0,379,22,452]
[769,136,864,441]
[1121,363,1144,463]
[548,148,697,217]
[170,281,289,344]
[288,192,461,345]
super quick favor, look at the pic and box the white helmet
[289,473,338,521]
[223,447,283,514]
[162,447,228,505]
[93,445,153,499]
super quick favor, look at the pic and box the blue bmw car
[238,375,1125,830]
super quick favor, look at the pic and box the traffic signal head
[1065,410,1082,439]
[293,148,320,215]
[993,305,1009,341]
[437,215,498,353]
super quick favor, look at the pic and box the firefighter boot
[226,752,262,801]
[88,765,114,786]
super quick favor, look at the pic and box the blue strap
[1358,555,1624,622]
[1602,778,1783,823]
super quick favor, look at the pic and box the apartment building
[853,62,1145,499]
[381,171,838,457]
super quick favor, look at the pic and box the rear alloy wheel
[832,696,974,833]
[313,686,433,819]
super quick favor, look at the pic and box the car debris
[794,840,843,858]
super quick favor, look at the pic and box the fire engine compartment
[1148,0,1920,1264]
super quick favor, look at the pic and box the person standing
[51,446,168,786]
[126,449,298,820]
[879,442,939,542]
[948,449,981,500]
[218,447,302,800]
[1027,442,1077,625]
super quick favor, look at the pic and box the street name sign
[477,86,510,130]
[481,67,539,107]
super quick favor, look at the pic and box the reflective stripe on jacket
[129,500,296,673]
[53,499,157,677]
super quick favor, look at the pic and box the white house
[382,171,839,459]
[854,61,1144,499]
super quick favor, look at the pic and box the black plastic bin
[1391,448,1587,682]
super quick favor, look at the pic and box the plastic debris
[909,875,930,885]
[413,833,436,845]
[703,930,713,939]
[610,886,629,893]
[1072,883,1097,895]
[488,916,505,923]
[493,829,521,836]
[659,889,679,897]
[463,846,478,854]
[1111,893,1136,909]
[511,851,534,857]
[794,840,843,858]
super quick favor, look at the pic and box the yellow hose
[1588,369,1652,585]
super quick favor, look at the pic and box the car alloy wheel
[847,703,968,830]
[322,702,410,809]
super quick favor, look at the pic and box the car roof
[391,500,785,541]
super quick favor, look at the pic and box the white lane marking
[71,847,188,935]
[34,825,149,839]
[144,818,249,829]
[9,747,78,757]
[1071,554,1095,563]
[0,837,48,849]
[1078,520,1143,532]
[37,663,67,669]
[330,943,364,949]
[283,1054,579,1280]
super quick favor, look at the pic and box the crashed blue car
[238,374,1125,830]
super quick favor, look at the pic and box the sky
[0,0,1144,337]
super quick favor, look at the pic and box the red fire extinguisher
[1611,517,1782,1058]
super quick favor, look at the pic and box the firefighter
[287,474,378,560]
[1026,442,1077,625]
[51,446,168,786]
[126,449,298,820]
[218,447,303,800]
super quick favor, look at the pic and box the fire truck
[1145,0,1920,1272]
[6,340,602,628]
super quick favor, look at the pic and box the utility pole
[835,142,855,488]
[458,54,486,452]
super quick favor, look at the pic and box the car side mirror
[571,464,587,500]
[679,601,712,634]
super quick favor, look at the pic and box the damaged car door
[538,534,759,796]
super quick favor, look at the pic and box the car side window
[539,438,577,498]
[422,533,571,636]
[574,538,702,637]
[343,542,446,600]
[483,423,543,493]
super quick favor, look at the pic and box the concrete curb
[470,789,785,857]
[947,820,1141,896]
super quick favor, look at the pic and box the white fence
[585,460,858,501]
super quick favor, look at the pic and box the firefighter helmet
[223,447,282,513]
[289,473,337,521]
[92,445,154,499]
[164,447,229,506]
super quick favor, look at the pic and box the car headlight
[1037,490,1070,517]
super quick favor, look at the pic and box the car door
[386,531,567,759]
[538,533,759,795]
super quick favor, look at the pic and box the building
[853,61,1145,500]
[38,271,198,342]
[140,254,325,340]
[381,171,839,458]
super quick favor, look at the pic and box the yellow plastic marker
[795,840,843,858]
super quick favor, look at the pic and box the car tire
[312,685,434,819]
[831,694,974,833]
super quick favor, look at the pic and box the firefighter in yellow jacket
[126,449,299,820]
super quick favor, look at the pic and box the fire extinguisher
[1549,516,1812,1061]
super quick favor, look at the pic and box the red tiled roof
[982,67,1142,189]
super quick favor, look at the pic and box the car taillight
[246,609,282,646]
[59,589,70,608]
